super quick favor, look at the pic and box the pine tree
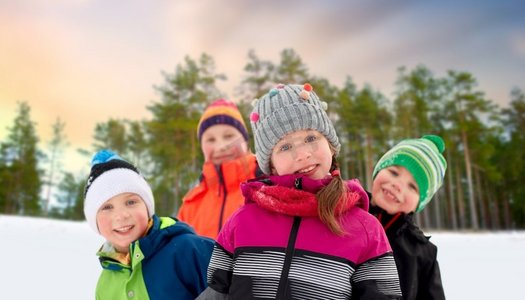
[43,117,68,215]
[0,102,42,215]
[147,53,226,215]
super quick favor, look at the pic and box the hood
[131,215,196,258]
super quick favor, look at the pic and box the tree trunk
[44,148,57,216]
[433,189,443,229]
[455,161,466,229]
[447,151,458,230]
[474,167,486,229]
[461,129,478,229]
[364,132,374,190]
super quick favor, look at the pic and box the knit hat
[249,83,340,175]
[197,99,249,142]
[83,149,155,234]
[372,135,447,212]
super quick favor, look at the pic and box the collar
[241,174,367,216]
[202,153,256,188]
[97,218,154,265]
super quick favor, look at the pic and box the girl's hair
[317,155,347,236]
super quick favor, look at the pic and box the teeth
[297,165,316,174]
[114,225,133,232]
[384,189,400,203]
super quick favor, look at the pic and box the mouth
[383,188,401,203]
[295,164,317,175]
[113,225,134,233]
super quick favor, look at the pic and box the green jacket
[95,215,214,300]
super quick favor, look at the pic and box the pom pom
[250,112,260,122]
[303,83,313,92]
[269,88,278,97]
[251,98,259,107]
[423,135,445,153]
[321,101,328,110]
[91,149,121,166]
[299,90,310,100]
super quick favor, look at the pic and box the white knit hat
[83,150,154,234]
[249,83,340,175]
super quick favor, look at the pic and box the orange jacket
[177,154,259,239]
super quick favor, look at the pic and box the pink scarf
[241,175,365,217]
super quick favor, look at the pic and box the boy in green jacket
[84,149,213,300]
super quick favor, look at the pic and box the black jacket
[370,205,446,300]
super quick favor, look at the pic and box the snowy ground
[1,215,524,299]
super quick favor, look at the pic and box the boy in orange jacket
[177,99,259,239]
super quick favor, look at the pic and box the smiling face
[96,192,150,253]
[201,124,249,165]
[371,166,420,214]
[270,129,334,180]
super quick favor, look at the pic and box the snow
[1,215,523,299]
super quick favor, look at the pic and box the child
[177,99,260,239]
[370,135,447,300]
[84,149,214,300]
[198,84,402,299]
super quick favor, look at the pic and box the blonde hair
[317,156,347,235]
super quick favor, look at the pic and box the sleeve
[420,246,446,300]
[196,287,231,300]
[176,203,187,222]
[352,253,402,299]
[206,243,235,294]
[352,214,402,299]
[177,235,215,298]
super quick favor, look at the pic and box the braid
[317,156,347,235]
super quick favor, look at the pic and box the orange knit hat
[197,99,249,142]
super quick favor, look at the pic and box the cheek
[96,213,112,235]
[402,193,420,213]
[269,154,285,175]
[201,143,214,161]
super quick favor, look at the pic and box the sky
[1,0,525,176]
[1,214,524,299]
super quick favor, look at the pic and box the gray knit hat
[249,83,340,175]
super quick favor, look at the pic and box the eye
[409,182,419,192]
[205,136,216,143]
[224,133,234,139]
[388,168,399,176]
[305,134,318,143]
[100,203,113,211]
[279,143,292,152]
[126,198,139,206]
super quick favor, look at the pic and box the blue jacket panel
[97,215,214,300]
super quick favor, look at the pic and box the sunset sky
[1,0,524,175]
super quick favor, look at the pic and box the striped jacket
[205,175,402,299]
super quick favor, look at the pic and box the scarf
[241,174,367,217]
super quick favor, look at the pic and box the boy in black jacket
[370,135,447,300]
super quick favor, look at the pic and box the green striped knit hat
[373,135,447,212]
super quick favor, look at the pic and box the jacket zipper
[276,216,301,300]
[216,164,228,234]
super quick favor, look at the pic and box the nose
[115,209,131,221]
[391,181,401,193]
[216,139,230,152]
[294,144,312,161]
